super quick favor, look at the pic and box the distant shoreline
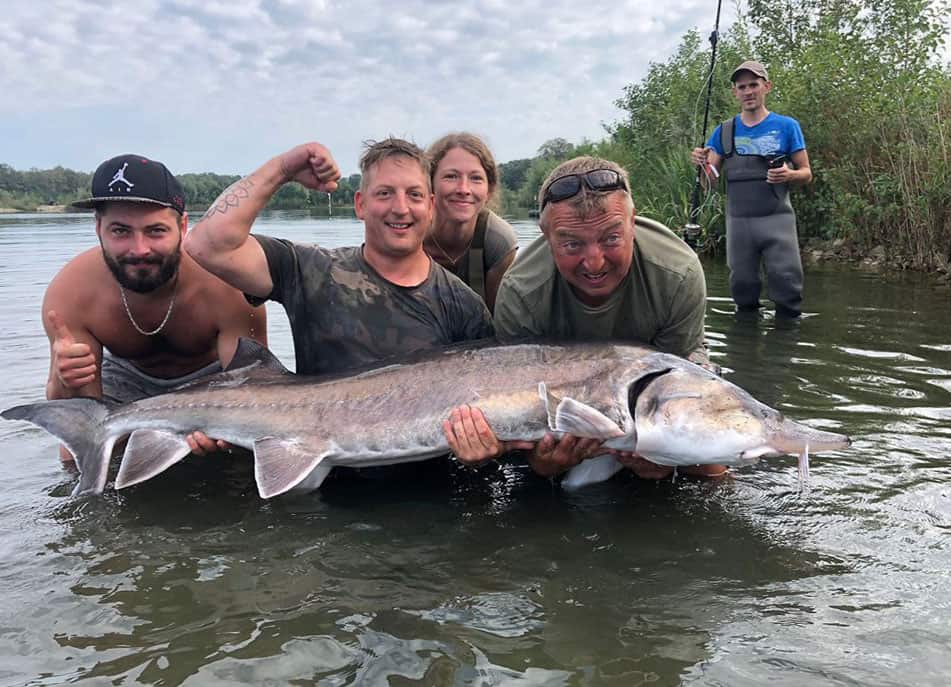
[0,205,359,214]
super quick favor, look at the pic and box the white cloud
[0,0,737,174]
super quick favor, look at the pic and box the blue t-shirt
[707,112,806,157]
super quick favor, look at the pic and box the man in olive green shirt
[443,155,724,480]
[493,214,708,362]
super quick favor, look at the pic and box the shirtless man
[48,153,266,460]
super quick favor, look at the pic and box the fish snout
[769,419,851,455]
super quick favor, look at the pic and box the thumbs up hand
[48,310,97,389]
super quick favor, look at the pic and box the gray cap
[730,60,768,82]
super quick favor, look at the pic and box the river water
[0,211,949,686]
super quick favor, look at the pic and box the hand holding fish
[614,452,675,480]
[47,310,97,390]
[279,142,341,193]
[443,405,534,466]
[529,434,605,478]
[185,431,232,457]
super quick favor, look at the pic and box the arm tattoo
[279,157,293,183]
[199,178,256,221]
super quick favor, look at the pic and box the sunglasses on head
[540,169,628,211]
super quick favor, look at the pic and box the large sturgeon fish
[2,339,850,498]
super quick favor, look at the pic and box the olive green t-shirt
[493,216,708,360]
[253,236,494,375]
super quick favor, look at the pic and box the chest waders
[721,117,803,317]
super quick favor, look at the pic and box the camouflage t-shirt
[493,216,709,363]
[253,236,494,375]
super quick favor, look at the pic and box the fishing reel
[683,223,702,249]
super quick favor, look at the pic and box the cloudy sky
[1,0,739,176]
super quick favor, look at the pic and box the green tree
[607,0,950,267]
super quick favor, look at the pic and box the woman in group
[424,133,518,313]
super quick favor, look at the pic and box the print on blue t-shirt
[707,112,806,157]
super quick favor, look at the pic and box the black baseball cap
[73,154,186,214]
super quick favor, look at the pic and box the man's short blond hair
[359,138,431,192]
[537,156,634,230]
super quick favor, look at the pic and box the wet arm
[185,142,340,298]
[42,284,103,401]
[42,292,102,463]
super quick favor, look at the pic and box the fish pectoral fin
[253,437,333,499]
[538,384,623,439]
[115,430,193,489]
[552,397,626,439]
[561,454,625,490]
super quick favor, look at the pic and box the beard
[102,239,182,293]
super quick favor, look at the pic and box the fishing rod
[684,0,724,250]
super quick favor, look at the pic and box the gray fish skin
[1,339,851,498]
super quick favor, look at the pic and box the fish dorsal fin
[253,437,334,499]
[539,382,625,439]
[226,337,291,375]
[115,430,193,489]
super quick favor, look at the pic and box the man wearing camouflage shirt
[185,138,493,376]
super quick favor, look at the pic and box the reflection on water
[0,212,949,685]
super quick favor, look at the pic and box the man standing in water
[45,154,267,459]
[444,155,725,481]
[692,60,812,318]
[183,138,492,377]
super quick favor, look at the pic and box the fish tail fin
[2,398,117,495]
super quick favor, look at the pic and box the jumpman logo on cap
[108,163,135,191]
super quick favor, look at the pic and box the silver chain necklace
[119,279,177,336]
[430,229,473,267]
